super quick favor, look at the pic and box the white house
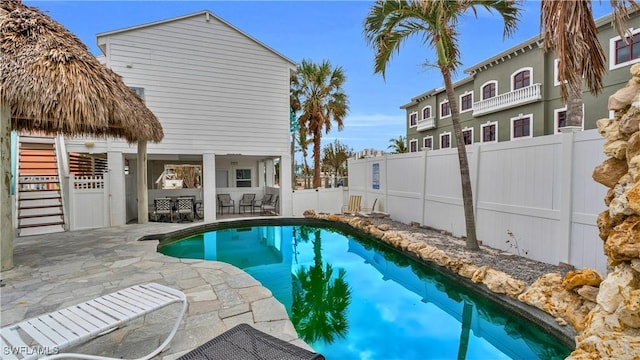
[59,10,296,226]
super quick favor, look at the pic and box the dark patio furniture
[252,194,273,214]
[177,323,324,360]
[239,193,256,214]
[260,195,279,215]
[176,197,194,222]
[217,194,235,214]
[152,197,174,222]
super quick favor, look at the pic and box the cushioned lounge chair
[238,193,256,214]
[177,323,324,360]
[342,195,362,214]
[252,194,273,214]
[217,194,235,215]
[0,283,187,360]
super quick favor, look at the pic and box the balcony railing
[416,117,436,131]
[472,83,542,116]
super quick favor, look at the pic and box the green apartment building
[402,11,640,151]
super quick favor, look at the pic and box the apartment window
[410,139,418,152]
[481,81,497,100]
[460,93,473,112]
[511,114,532,139]
[512,68,531,90]
[423,136,433,150]
[611,29,640,69]
[440,132,451,149]
[462,127,473,145]
[481,121,497,143]
[557,109,567,129]
[440,101,451,118]
[236,169,252,187]
[422,106,432,119]
[409,112,417,127]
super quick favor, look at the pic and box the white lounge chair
[0,283,187,360]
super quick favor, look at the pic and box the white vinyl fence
[348,129,609,274]
[67,175,110,231]
[291,188,346,216]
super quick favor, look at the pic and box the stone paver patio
[0,221,311,359]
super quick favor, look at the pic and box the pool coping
[143,216,577,351]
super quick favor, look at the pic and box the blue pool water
[159,224,570,359]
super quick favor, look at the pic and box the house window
[611,30,640,69]
[512,68,531,90]
[462,127,473,145]
[410,139,418,152]
[554,106,584,133]
[236,169,252,187]
[409,112,418,127]
[423,136,433,150]
[422,106,432,119]
[440,101,451,118]
[440,132,451,149]
[481,121,497,143]
[129,87,145,101]
[511,114,533,139]
[460,93,473,112]
[481,82,497,100]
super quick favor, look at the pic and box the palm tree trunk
[313,128,322,188]
[566,83,583,129]
[442,68,479,250]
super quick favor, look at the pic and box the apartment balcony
[416,117,436,131]
[472,83,542,116]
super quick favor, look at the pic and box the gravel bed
[367,217,573,285]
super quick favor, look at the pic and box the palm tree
[322,140,353,187]
[297,127,314,189]
[388,135,408,154]
[541,0,638,129]
[364,0,521,250]
[291,59,349,189]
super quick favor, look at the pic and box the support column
[203,153,217,222]
[107,151,126,226]
[280,153,292,216]
[137,141,148,224]
[265,159,275,187]
[1,103,14,271]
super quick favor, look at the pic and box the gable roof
[96,10,297,67]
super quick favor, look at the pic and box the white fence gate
[348,129,609,274]
[67,175,109,231]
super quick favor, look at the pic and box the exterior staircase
[16,134,65,236]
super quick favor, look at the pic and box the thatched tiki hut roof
[0,0,163,142]
[0,0,164,271]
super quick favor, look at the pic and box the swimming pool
[158,221,571,359]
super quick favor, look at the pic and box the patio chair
[176,197,195,222]
[357,198,390,218]
[178,323,324,360]
[153,197,174,222]
[217,194,235,215]
[252,194,273,214]
[260,195,279,215]
[0,282,187,360]
[342,195,362,215]
[238,193,256,214]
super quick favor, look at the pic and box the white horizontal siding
[98,13,292,155]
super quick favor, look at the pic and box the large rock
[518,273,595,332]
[577,285,600,303]
[615,289,640,328]
[569,308,640,360]
[593,157,628,188]
[609,174,635,218]
[609,78,640,111]
[619,106,640,135]
[597,118,623,142]
[597,210,624,241]
[604,215,640,264]
[596,263,639,313]
[563,269,603,290]
[626,181,640,214]
[471,266,526,298]
[604,139,629,160]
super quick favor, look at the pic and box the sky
[26,0,616,156]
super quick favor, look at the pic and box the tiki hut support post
[137,141,148,224]
[1,102,14,271]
